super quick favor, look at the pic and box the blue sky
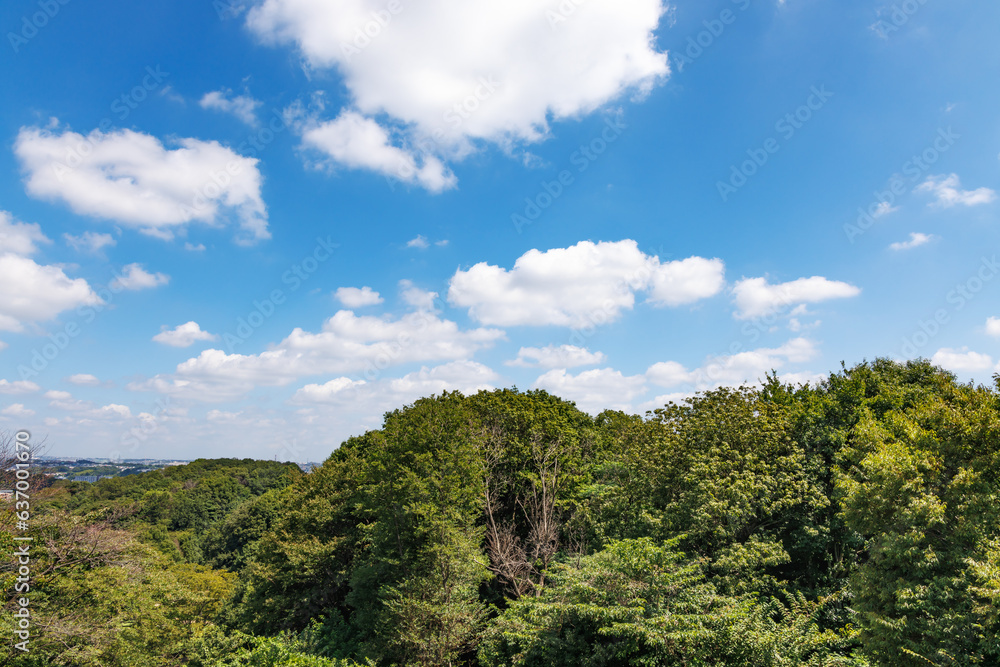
[1,0,998,462]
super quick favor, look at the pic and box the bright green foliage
[480,538,865,667]
[836,375,1000,665]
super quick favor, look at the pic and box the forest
[2,358,999,666]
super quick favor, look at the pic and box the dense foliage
[3,360,999,665]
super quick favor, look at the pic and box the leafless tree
[479,427,562,598]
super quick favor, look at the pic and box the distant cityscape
[15,456,321,484]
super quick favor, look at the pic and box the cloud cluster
[448,240,725,327]
[130,309,504,401]
[917,174,996,208]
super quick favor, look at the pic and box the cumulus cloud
[153,321,218,347]
[732,276,860,320]
[111,264,170,291]
[1,404,34,417]
[300,111,456,192]
[64,231,116,254]
[916,174,996,208]
[506,344,606,369]
[645,360,691,388]
[533,367,647,414]
[129,310,504,401]
[448,240,725,327]
[0,379,41,394]
[986,317,1000,338]
[407,234,430,249]
[399,280,439,310]
[15,125,269,244]
[90,403,132,419]
[889,232,934,251]
[66,373,101,386]
[931,347,995,373]
[200,89,262,126]
[0,254,101,332]
[0,210,49,255]
[335,286,383,307]
[292,360,498,408]
[647,338,819,391]
[247,0,669,186]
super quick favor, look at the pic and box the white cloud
[646,360,691,387]
[0,210,101,332]
[207,409,244,421]
[15,124,269,244]
[0,379,40,395]
[931,347,995,373]
[67,373,101,386]
[889,232,934,251]
[647,338,819,391]
[44,390,72,400]
[399,280,439,310]
[646,256,726,307]
[64,231,116,254]
[986,317,1000,338]
[448,240,724,327]
[872,201,899,219]
[300,111,456,192]
[1,404,34,417]
[247,0,669,185]
[507,344,606,369]
[90,403,132,419]
[200,89,262,126]
[732,276,860,320]
[45,389,91,412]
[335,286,383,307]
[0,254,101,332]
[153,321,218,348]
[533,367,647,414]
[0,210,49,255]
[916,174,996,208]
[185,242,207,252]
[407,234,430,249]
[111,264,170,291]
[129,310,504,401]
[291,360,499,418]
